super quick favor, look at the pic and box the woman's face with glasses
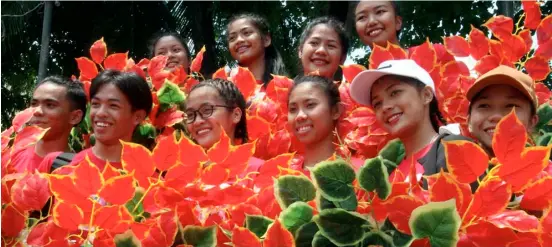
[185,86,240,149]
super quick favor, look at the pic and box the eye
[390,90,402,97]
[476,103,490,109]
[306,102,317,109]
[376,9,386,15]
[173,48,182,52]
[228,36,236,42]
[506,104,521,108]
[199,105,214,116]
[356,15,366,21]
[110,104,120,109]
[372,101,382,110]
[244,30,252,36]
[46,103,56,109]
[288,105,297,114]
[308,40,319,46]
[91,102,100,108]
[30,101,38,107]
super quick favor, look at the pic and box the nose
[367,14,378,26]
[487,110,504,123]
[294,109,308,122]
[33,106,44,117]
[381,100,393,114]
[314,44,328,55]
[94,105,109,119]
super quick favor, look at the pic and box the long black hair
[227,13,287,86]
[188,78,249,143]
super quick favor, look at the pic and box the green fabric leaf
[379,138,405,166]
[295,221,319,247]
[157,80,186,105]
[409,199,461,247]
[312,231,338,247]
[536,103,552,131]
[182,225,217,247]
[381,218,414,247]
[274,175,316,209]
[311,160,356,202]
[313,208,370,246]
[114,230,141,247]
[280,201,313,235]
[317,191,357,211]
[124,189,144,221]
[537,133,552,147]
[358,157,391,200]
[245,215,274,238]
[361,231,394,247]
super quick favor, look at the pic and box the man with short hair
[9,76,87,173]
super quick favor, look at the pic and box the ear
[332,103,344,121]
[263,35,272,48]
[467,113,474,133]
[298,50,303,59]
[132,110,147,126]
[231,107,242,125]
[529,114,539,130]
[421,86,434,105]
[69,109,84,126]
[395,16,403,32]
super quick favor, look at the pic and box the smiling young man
[54,70,153,171]
[467,65,540,157]
[9,76,86,173]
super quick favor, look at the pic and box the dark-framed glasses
[185,104,232,124]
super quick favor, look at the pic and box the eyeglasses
[185,104,232,124]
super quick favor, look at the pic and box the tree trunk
[188,1,217,79]
[497,1,514,18]
[37,1,53,83]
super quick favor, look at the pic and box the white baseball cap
[349,59,435,106]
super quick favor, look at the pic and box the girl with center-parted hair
[51,70,153,171]
[149,31,192,72]
[287,75,363,174]
[354,0,402,49]
[350,59,472,184]
[184,78,263,175]
[298,17,349,81]
[227,13,287,87]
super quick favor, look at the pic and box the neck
[400,119,437,158]
[35,134,70,157]
[244,54,266,82]
[92,141,124,163]
[371,37,400,49]
[303,135,335,169]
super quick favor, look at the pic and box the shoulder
[69,148,92,165]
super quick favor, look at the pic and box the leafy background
[2,1,551,128]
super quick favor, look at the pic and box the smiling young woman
[227,13,287,87]
[149,32,192,72]
[350,59,471,185]
[354,0,402,49]
[298,17,349,81]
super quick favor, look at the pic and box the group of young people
[10,1,546,192]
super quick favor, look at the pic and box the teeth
[387,114,402,123]
[369,29,382,37]
[312,59,327,65]
[486,129,495,135]
[197,129,210,135]
[237,46,249,53]
[297,126,312,134]
[96,122,110,127]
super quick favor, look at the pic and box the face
[228,18,270,66]
[370,77,432,138]
[300,24,344,79]
[468,84,537,150]
[355,1,402,48]
[90,83,145,146]
[288,82,340,146]
[154,36,190,70]
[29,82,82,140]
[185,86,241,149]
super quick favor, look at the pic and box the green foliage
[358,157,391,200]
[157,81,186,105]
[295,221,319,247]
[409,199,461,247]
[182,225,217,247]
[379,139,406,166]
[380,219,414,247]
[245,215,274,238]
[280,201,313,235]
[114,230,141,247]
[124,189,145,222]
[536,103,552,133]
[317,191,357,212]
[312,208,371,246]
[311,160,356,202]
[274,175,316,209]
